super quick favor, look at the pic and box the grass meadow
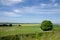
[0,23,60,40]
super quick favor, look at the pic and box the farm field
[0,23,60,40]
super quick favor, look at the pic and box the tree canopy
[40,20,53,31]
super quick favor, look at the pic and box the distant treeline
[0,24,21,27]
[0,24,12,27]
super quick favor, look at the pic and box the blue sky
[0,0,60,24]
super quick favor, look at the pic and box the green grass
[0,24,41,37]
[0,24,60,40]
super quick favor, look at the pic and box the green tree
[40,20,53,31]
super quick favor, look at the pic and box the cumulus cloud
[0,0,23,6]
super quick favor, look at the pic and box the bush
[40,20,53,31]
[18,24,21,26]
[9,24,12,26]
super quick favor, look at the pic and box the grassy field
[0,24,60,40]
[0,24,41,37]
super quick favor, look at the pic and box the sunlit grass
[0,24,60,40]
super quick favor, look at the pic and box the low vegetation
[0,23,60,40]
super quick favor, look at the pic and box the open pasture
[0,23,60,40]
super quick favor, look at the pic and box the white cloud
[40,3,48,8]
[1,2,60,17]
[19,6,60,14]
[54,3,58,7]
[39,3,59,8]
[2,5,60,16]
[4,12,22,17]
[0,0,23,6]
[51,0,56,3]
[13,9,22,13]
